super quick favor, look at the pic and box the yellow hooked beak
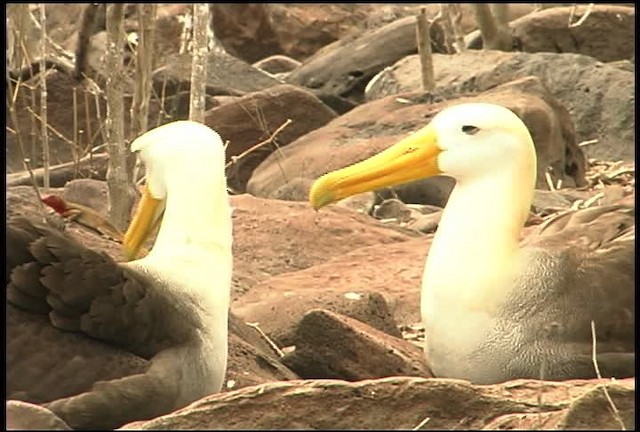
[123,184,165,261]
[309,123,442,209]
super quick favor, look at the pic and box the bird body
[7,120,233,429]
[309,103,634,384]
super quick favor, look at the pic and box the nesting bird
[310,103,634,384]
[7,121,233,429]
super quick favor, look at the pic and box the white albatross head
[123,121,231,261]
[308,103,537,209]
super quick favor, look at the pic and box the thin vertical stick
[131,3,157,137]
[450,4,466,53]
[72,86,79,176]
[189,3,210,123]
[416,8,435,92]
[104,4,135,230]
[39,4,50,192]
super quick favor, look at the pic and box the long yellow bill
[309,123,442,210]
[123,184,165,261]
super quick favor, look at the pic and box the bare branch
[473,4,513,51]
[245,322,285,358]
[25,106,77,147]
[7,68,48,220]
[7,153,110,188]
[130,4,157,137]
[39,4,50,192]
[75,4,103,79]
[590,321,626,430]
[490,3,510,27]
[7,4,40,70]
[189,3,210,123]
[568,3,595,28]
[439,5,455,54]
[105,4,136,231]
[225,118,293,170]
[416,8,435,92]
[449,4,467,53]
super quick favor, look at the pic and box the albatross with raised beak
[309,103,634,384]
[7,120,233,429]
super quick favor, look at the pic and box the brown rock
[365,50,515,101]
[211,4,423,62]
[407,212,442,234]
[375,176,456,207]
[234,290,402,348]
[211,4,281,63]
[334,192,377,215]
[121,377,634,430]
[484,379,635,430]
[234,236,429,327]
[269,177,316,202]
[511,5,635,63]
[7,400,71,430]
[372,198,415,223]
[151,51,281,97]
[204,84,337,192]
[225,313,298,391]
[559,382,635,429]
[282,309,430,380]
[229,194,416,301]
[285,16,445,104]
[62,179,109,217]
[248,76,587,202]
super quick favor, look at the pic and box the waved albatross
[309,103,634,384]
[6,121,233,429]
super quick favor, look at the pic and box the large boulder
[511,5,635,62]
[247,76,587,204]
[204,84,338,192]
[233,289,403,348]
[229,194,416,300]
[211,4,422,62]
[234,236,429,327]
[121,377,635,430]
[281,309,431,380]
[151,51,282,97]
[285,16,443,105]
[366,50,634,161]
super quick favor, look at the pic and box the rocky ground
[6,3,635,430]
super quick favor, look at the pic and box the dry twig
[578,138,598,147]
[569,3,595,28]
[590,320,626,430]
[225,118,293,169]
[412,416,431,430]
[245,322,285,358]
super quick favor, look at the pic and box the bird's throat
[422,170,533,312]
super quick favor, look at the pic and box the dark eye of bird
[462,125,479,135]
